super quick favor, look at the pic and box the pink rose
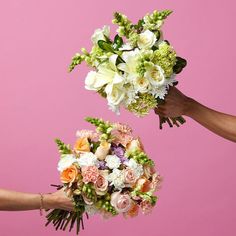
[111,192,131,213]
[81,166,99,184]
[124,168,137,185]
[140,200,153,215]
[94,173,108,196]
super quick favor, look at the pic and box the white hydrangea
[125,159,144,179]
[77,152,99,167]
[57,154,78,172]
[105,155,121,169]
[107,169,125,190]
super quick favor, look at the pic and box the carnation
[107,168,125,190]
[57,154,78,172]
[105,155,121,169]
[78,152,99,167]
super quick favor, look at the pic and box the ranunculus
[60,165,79,186]
[137,30,157,49]
[74,137,90,152]
[136,177,151,192]
[81,166,99,184]
[140,200,153,215]
[110,192,132,213]
[91,25,110,44]
[94,172,108,196]
[95,141,111,160]
[124,168,137,185]
[76,129,99,142]
[57,154,77,172]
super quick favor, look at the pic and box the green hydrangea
[127,93,157,116]
[153,42,177,78]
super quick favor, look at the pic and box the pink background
[0,0,235,235]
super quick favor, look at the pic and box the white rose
[85,71,110,91]
[133,76,150,93]
[91,25,110,44]
[57,154,77,172]
[105,155,121,169]
[137,30,157,49]
[145,65,165,87]
[78,152,99,167]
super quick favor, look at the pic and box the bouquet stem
[158,115,186,129]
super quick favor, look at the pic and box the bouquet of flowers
[69,10,187,129]
[45,117,161,234]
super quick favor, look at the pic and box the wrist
[42,193,57,209]
[183,96,197,117]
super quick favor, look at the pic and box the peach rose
[124,168,137,185]
[111,192,131,213]
[60,165,79,186]
[94,173,108,196]
[149,173,162,193]
[123,202,139,218]
[95,141,111,160]
[126,138,143,152]
[81,166,99,184]
[136,177,151,192]
[140,200,153,215]
[74,137,90,152]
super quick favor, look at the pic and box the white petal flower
[85,71,107,91]
[105,155,121,169]
[77,152,99,167]
[107,169,125,190]
[137,30,157,49]
[57,154,77,172]
[91,25,110,44]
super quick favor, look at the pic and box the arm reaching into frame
[0,188,74,211]
[154,87,236,142]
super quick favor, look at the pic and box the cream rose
[137,30,157,49]
[95,141,111,160]
[145,65,165,87]
[110,192,132,213]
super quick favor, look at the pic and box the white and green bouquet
[69,10,187,128]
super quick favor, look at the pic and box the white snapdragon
[57,154,78,172]
[91,25,110,44]
[105,155,121,169]
[107,168,125,190]
[137,30,157,49]
[77,152,99,167]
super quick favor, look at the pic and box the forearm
[0,189,54,211]
[185,98,236,142]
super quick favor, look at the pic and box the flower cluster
[46,117,162,234]
[69,10,187,127]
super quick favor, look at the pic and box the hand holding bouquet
[45,117,162,234]
[69,10,187,128]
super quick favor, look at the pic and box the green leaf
[113,34,123,50]
[97,40,114,52]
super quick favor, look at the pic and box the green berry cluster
[82,184,97,203]
[68,53,85,72]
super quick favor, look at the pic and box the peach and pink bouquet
[45,117,162,234]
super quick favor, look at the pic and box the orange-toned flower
[74,137,90,152]
[60,165,79,186]
[136,177,151,192]
[124,202,139,218]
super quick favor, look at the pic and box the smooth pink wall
[0,0,235,236]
